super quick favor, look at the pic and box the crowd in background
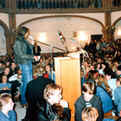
[0,38,120,121]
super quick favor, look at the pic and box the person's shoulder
[14,38,23,46]
[96,86,107,93]
[115,86,121,93]
[0,111,9,121]
[93,95,101,101]
[75,96,84,105]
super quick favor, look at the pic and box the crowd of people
[0,26,121,121]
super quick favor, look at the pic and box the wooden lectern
[54,55,81,121]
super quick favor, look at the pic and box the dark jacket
[37,102,71,121]
[24,76,54,121]
[13,36,34,64]
[33,45,41,56]
[75,95,104,121]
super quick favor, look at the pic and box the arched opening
[112,17,121,40]
[0,20,9,56]
[17,15,104,53]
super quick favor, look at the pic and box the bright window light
[37,32,47,42]
[117,29,121,36]
[77,31,88,41]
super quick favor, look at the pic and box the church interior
[0,0,121,121]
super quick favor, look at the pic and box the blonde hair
[44,83,62,101]
[0,93,12,110]
[82,107,99,121]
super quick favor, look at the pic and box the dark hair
[82,81,95,94]
[17,26,29,37]
[118,65,121,71]
[52,103,64,119]
[117,76,121,85]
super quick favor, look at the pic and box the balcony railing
[0,0,9,12]
[16,0,102,9]
[0,0,121,13]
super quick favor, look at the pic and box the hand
[34,56,39,61]
[38,56,40,60]
[59,99,68,108]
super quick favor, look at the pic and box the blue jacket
[0,110,16,121]
[0,111,10,121]
[114,86,121,113]
[96,86,113,113]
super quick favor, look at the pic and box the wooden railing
[0,0,121,13]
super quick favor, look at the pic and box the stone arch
[17,15,104,29]
[17,15,104,51]
[112,17,121,27]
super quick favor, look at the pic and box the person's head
[34,41,38,46]
[17,26,30,40]
[10,62,16,70]
[82,107,99,121]
[4,67,10,76]
[0,62,2,67]
[44,83,62,105]
[52,103,65,121]
[82,82,95,101]
[105,72,112,80]
[82,81,95,95]
[45,64,51,73]
[1,75,8,83]
[6,61,10,66]
[17,68,22,75]
[116,65,121,76]
[116,76,121,87]
[0,93,14,114]
[93,70,99,79]
[87,70,98,81]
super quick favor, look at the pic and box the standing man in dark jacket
[13,26,38,106]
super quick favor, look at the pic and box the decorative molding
[17,15,104,29]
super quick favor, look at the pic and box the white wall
[16,13,105,27]
[16,13,104,52]
[0,11,121,53]
[24,16,102,52]
[0,25,7,55]
[0,13,9,28]
[111,11,121,25]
